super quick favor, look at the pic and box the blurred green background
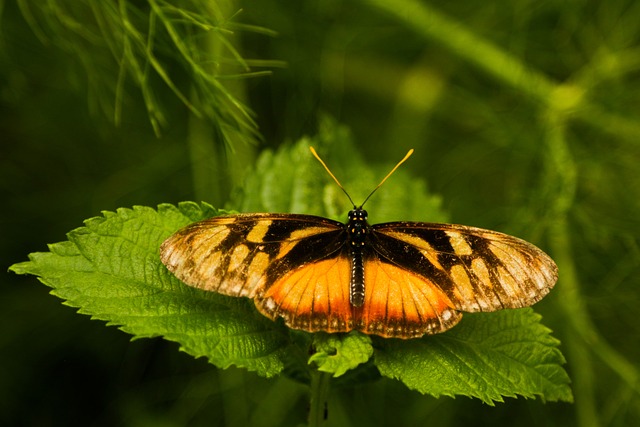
[2,1,639,426]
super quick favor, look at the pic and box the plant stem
[184,0,256,205]
[308,370,332,427]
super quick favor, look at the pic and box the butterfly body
[346,208,368,307]
[160,211,557,339]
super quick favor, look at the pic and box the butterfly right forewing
[370,222,558,314]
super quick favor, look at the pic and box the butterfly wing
[370,222,558,313]
[160,213,346,300]
[253,248,355,334]
[355,252,463,338]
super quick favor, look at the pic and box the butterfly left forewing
[160,213,344,299]
[370,222,558,314]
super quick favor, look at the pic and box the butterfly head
[347,207,369,247]
[348,207,368,223]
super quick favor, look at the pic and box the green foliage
[9,203,294,376]
[10,140,571,405]
[309,332,374,378]
[376,310,569,404]
[13,0,274,139]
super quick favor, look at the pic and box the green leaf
[10,202,295,377]
[375,309,573,404]
[309,332,374,377]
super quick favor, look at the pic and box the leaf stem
[308,370,332,427]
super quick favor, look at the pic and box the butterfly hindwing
[255,249,353,333]
[254,247,464,338]
[370,222,558,313]
[357,253,463,338]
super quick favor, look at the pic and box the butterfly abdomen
[350,247,365,307]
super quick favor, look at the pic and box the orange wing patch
[253,254,462,339]
[357,258,461,338]
[255,257,353,333]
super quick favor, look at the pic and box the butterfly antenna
[360,148,414,207]
[310,146,414,208]
[309,146,357,207]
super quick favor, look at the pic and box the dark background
[2,1,639,426]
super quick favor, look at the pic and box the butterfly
[160,147,558,339]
